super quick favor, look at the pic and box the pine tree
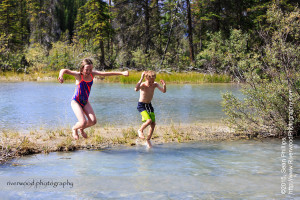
[26,0,61,49]
[74,0,112,68]
[0,0,24,51]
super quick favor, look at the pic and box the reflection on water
[0,140,299,199]
[0,82,241,131]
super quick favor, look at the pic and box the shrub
[195,31,225,73]
[131,48,160,70]
[24,43,48,72]
[222,5,300,137]
[48,42,96,71]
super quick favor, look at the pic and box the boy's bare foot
[72,129,79,140]
[145,140,152,148]
[79,129,87,139]
[138,130,145,139]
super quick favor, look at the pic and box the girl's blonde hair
[80,58,93,74]
[145,70,156,79]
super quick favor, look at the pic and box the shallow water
[0,140,299,199]
[0,82,241,131]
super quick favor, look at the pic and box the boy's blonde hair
[145,70,156,79]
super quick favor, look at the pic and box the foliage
[195,31,225,73]
[222,5,300,137]
[74,0,111,67]
[26,0,61,49]
[24,43,48,71]
[0,0,298,74]
[131,48,161,70]
[196,29,252,81]
[75,0,111,45]
[48,42,95,71]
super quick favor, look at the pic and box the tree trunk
[144,0,150,54]
[186,0,195,64]
[100,40,106,69]
[108,0,113,61]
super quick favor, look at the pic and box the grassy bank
[1,122,241,164]
[106,71,231,84]
[0,71,231,83]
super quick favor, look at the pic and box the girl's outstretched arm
[58,69,80,83]
[92,71,129,77]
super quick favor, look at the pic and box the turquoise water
[0,140,299,199]
[0,82,241,131]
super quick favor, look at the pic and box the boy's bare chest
[141,86,155,94]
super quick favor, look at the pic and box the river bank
[0,122,257,164]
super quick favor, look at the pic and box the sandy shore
[0,122,252,163]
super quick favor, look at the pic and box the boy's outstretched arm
[135,72,145,91]
[58,69,80,83]
[156,80,166,93]
[93,71,129,77]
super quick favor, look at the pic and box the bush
[48,42,96,71]
[195,32,225,73]
[24,43,48,72]
[24,40,97,73]
[0,33,28,72]
[196,30,251,79]
[48,42,74,71]
[131,48,160,70]
[222,5,300,137]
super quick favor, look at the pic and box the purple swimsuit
[72,74,93,108]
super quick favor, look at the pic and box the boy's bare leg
[145,140,152,148]
[138,119,152,139]
[137,130,145,139]
[145,122,155,148]
[147,122,156,140]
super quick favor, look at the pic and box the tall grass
[105,71,231,84]
[0,70,231,83]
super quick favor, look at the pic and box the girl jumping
[58,58,129,140]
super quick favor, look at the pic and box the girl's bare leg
[83,102,97,127]
[79,102,97,138]
[78,129,87,138]
[71,100,87,139]
[72,129,79,140]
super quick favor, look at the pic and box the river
[0,82,240,131]
[1,82,298,199]
[0,140,299,199]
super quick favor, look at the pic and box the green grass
[107,71,231,84]
[122,127,138,139]
[0,70,231,83]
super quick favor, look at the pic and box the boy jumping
[135,71,166,148]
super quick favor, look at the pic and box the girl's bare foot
[79,129,87,138]
[72,129,79,140]
[138,130,145,139]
